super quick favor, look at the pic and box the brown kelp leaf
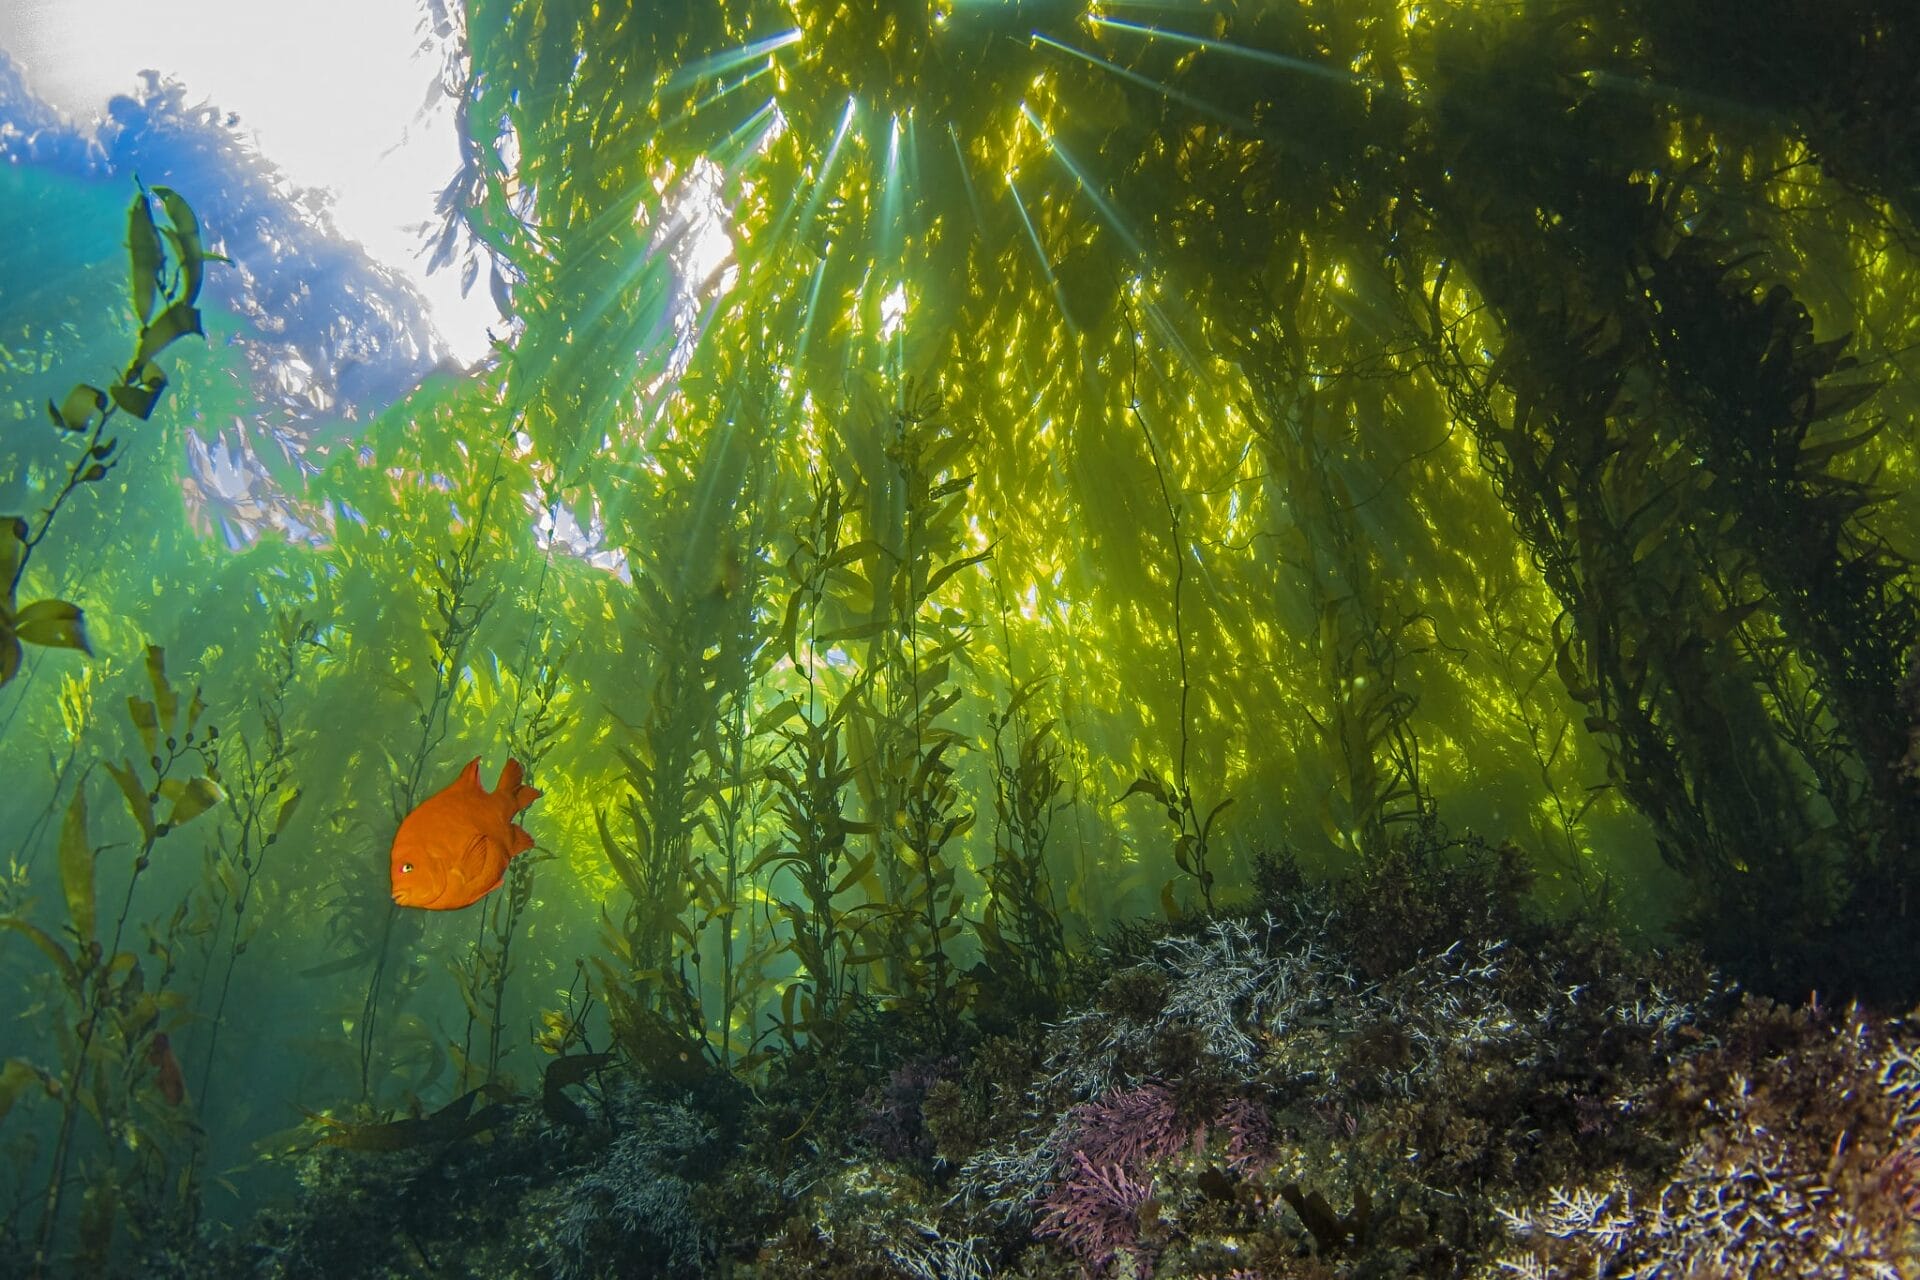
[152,185,208,304]
[59,785,94,945]
[0,516,23,586]
[110,362,166,420]
[541,1052,612,1127]
[274,788,303,835]
[145,646,176,730]
[104,760,154,843]
[0,918,78,989]
[127,188,163,324]
[126,696,159,755]
[52,384,106,433]
[1122,771,1171,807]
[314,1087,511,1152]
[160,776,222,829]
[0,1059,47,1126]
[13,599,90,654]
[135,300,202,369]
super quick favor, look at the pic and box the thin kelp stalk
[703,639,782,1071]
[187,613,317,1187]
[1233,241,1434,862]
[455,602,564,1089]
[684,477,780,1072]
[848,384,984,1036]
[2,186,215,692]
[28,648,221,1278]
[11,672,100,873]
[493,560,561,1084]
[1038,586,1099,929]
[1121,304,1231,913]
[1636,236,1920,992]
[981,677,1070,1007]
[1395,122,1832,991]
[1129,323,1192,798]
[1480,580,1606,904]
[359,464,504,1100]
[760,474,872,1037]
[980,527,1069,1008]
[480,844,539,1082]
[595,409,764,1079]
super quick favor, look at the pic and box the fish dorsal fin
[495,758,542,817]
[457,758,483,791]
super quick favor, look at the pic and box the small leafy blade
[145,645,176,729]
[152,186,206,303]
[111,362,168,420]
[55,385,107,433]
[135,301,203,368]
[13,599,90,654]
[127,190,163,324]
[161,777,223,829]
[0,1059,45,1127]
[105,760,155,843]
[59,785,94,946]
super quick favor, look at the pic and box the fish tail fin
[495,757,543,817]
[507,822,536,858]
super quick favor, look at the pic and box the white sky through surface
[0,0,498,365]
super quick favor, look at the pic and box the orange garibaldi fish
[390,758,541,910]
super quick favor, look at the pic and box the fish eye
[401,862,414,874]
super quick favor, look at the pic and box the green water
[2,2,1917,1274]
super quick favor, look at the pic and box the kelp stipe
[452,626,564,1092]
[840,384,987,1041]
[353,461,505,1102]
[755,474,878,1043]
[1391,35,1914,995]
[595,405,773,1081]
[979,677,1071,1012]
[2,184,215,694]
[7,647,222,1278]
[1633,238,1920,996]
[1227,240,1434,864]
[1119,312,1232,914]
[182,612,317,1196]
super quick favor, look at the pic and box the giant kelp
[2,0,1919,1274]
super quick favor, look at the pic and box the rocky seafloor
[151,833,1919,1279]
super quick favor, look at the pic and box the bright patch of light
[0,0,498,364]
[878,283,908,340]
[181,421,328,549]
[638,155,741,395]
[528,494,632,584]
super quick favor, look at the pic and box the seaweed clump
[190,1082,718,1280]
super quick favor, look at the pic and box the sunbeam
[1018,101,1146,260]
[666,27,803,92]
[1006,170,1077,334]
[1031,30,1261,135]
